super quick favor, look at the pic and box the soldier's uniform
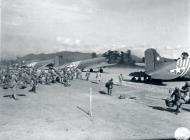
[29,77,37,93]
[29,72,37,93]
[181,82,190,92]
[118,74,123,85]
[70,68,75,80]
[85,70,90,81]
[45,73,51,85]
[181,81,190,103]
[76,69,82,79]
[105,78,114,96]
[96,72,101,83]
[8,75,18,100]
[170,87,185,114]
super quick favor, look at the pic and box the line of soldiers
[0,66,84,100]
[0,67,37,99]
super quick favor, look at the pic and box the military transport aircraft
[26,57,116,73]
[57,57,116,72]
[26,59,54,69]
[130,48,190,81]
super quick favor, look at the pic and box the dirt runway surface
[0,67,190,140]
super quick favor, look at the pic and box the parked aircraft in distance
[57,57,116,72]
[26,57,116,73]
[24,59,54,70]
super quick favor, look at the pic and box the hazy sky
[1,0,190,58]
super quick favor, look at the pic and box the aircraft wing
[57,64,68,69]
[26,62,38,67]
[57,61,81,70]
[83,62,116,70]
[56,57,116,70]
[39,64,51,70]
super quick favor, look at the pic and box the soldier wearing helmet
[170,87,185,114]
[105,78,114,96]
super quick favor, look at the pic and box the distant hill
[20,51,93,64]
[20,50,142,65]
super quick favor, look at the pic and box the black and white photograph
[0,0,190,139]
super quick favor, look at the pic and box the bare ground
[0,67,190,140]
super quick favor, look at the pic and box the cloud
[56,36,81,46]
[75,39,81,45]
[1,0,189,59]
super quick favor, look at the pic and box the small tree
[103,50,121,63]
[91,52,97,58]
[119,51,125,64]
[103,50,112,63]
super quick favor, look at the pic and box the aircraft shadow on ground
[16,94,27,96]
[148,105,176,113]
[90,81,99,84]
[182,107,190,112]
[123,79,167,86]
[82,70,108,74]
[3,94,26,98]
[3,95,12,98]
[143,81,166,86]
[99,91,107,95]
[168,77,190,82]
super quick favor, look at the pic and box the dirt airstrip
[0,67,190,140]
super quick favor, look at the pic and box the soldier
[96,71,101,83]
[105,78,114,96]
[63,72,70,87]
[181,81,190,93]
[170,87,185,114]
[45,73,50,85]
[85,70,90,81]
[76,68,79,79]
[181,81,190,103]
[28,77,37,93]
[29,70,37,93]
[3,72,11,89]
[2,72,6,86]
[41,74,46,84]
[118,74,123,85]
[70,68,74,80]
[0,70,4,85]
[67,69,72,81]
[76,69,82,79]
[7,73,18,100]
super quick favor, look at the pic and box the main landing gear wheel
[99,68,103,73]
[90,68,93,72]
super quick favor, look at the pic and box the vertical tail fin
[145,48,162,72]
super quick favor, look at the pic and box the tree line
[102,50,137,65]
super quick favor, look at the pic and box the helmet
[175,87,179,91]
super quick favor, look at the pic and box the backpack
[105,82,109,88]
